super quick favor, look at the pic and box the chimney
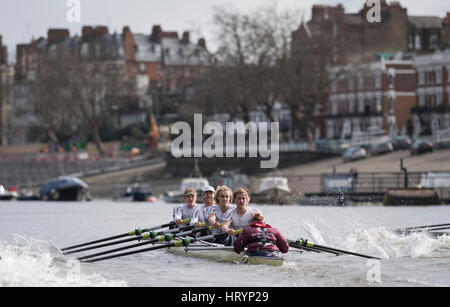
[82,26,94,40]
[182,31,190,44]
[444,12,450,24]
[47,29,70,45]
[198,38,206,49]
[122,26,131,34]
[151,25,163,43]
[82,26,108,41]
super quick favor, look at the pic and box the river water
[0,200,449,287]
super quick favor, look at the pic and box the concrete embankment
[82,148,450,201]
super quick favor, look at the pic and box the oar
[289,242,339,255]
[63,223,197,255]
[83,229,243,263]
[61,219,190,252]
[288,239,381,260]
[76,224,213,261]
[393,223,450,234]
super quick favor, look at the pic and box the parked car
[342,147,367,162]
[369,141,394,156]
[410,139,433,155]
[392,136,412,150]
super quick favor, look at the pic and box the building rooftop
[408,16,443,29]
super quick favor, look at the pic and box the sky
[1,0,449,63]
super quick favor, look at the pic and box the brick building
[321,56,416,140]
[1,36,15,146]
[412,51,450,137]
[293,1,450,64]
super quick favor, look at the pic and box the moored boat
[113,183,154,202]
[0,185,17,201]
[251,177,296,205]
[163,177,210,203]
[40,176,90,201]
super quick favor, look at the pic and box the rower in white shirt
[222,187,262,236]
[172,188,198,226]
[190,185,216,229]
[208,185,235,242]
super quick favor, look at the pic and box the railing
[0,156,164,188]
[283,171,450,196]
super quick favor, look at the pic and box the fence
[283,171,450,202]
[0,156,164,188]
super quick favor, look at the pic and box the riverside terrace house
[412,51,450,138]
[12,26,211,144]
[122,25,211,123]
[1,35,15,146]
[292,2,450,66]
[320,56,417,140]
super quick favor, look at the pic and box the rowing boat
[166,240,285,266]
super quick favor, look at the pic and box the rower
[234,212,289,257]
[172,188,198,227]
[190,186,216,236]
[191,186,215,228]
[207,185,235,244]
[221,188,262,238]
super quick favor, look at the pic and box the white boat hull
[166,242,284,266]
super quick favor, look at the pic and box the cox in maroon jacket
[234,220,289,254]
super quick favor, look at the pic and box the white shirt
[173,203,197,222]
[208,204,235,234]
[224,206,261,230]
[190,204,214,225]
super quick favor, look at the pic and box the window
[139,63,146,73]
[429,33,439,48]
[418,70,425,85]
[332,100,338,115]
[375,73,381,89]
[358,98,364,113]
[376,95,382,112]
[437,93,443,105]
[349,97,355,113]
[348,78,354,91]
[358,74,363,90]
[436,68,442,84]
[388,97,394,113]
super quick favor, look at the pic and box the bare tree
[68,58,135,157]
[31,53,77,145]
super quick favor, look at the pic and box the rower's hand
[226,229,235,236]
[194,221,202,228]
[212,222,220,229]
[176,219,183,226]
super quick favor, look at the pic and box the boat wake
[331,227,449,259]
[0,234,127,287]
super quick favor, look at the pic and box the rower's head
[215,185,233,206]
[183,188,197,206]
[252,212,265,224]
[234,187,251,208]
[202,186,215,206]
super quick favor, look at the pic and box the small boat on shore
[40,177,90,201]
[251,177,296,205]
[113,183,154,202]
[0,185,17,201]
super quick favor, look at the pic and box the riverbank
[81,148,450,200]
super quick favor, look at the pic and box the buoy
[147,196,157,203]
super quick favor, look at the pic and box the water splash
[0,234,127,287]
[341,227,450,259]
